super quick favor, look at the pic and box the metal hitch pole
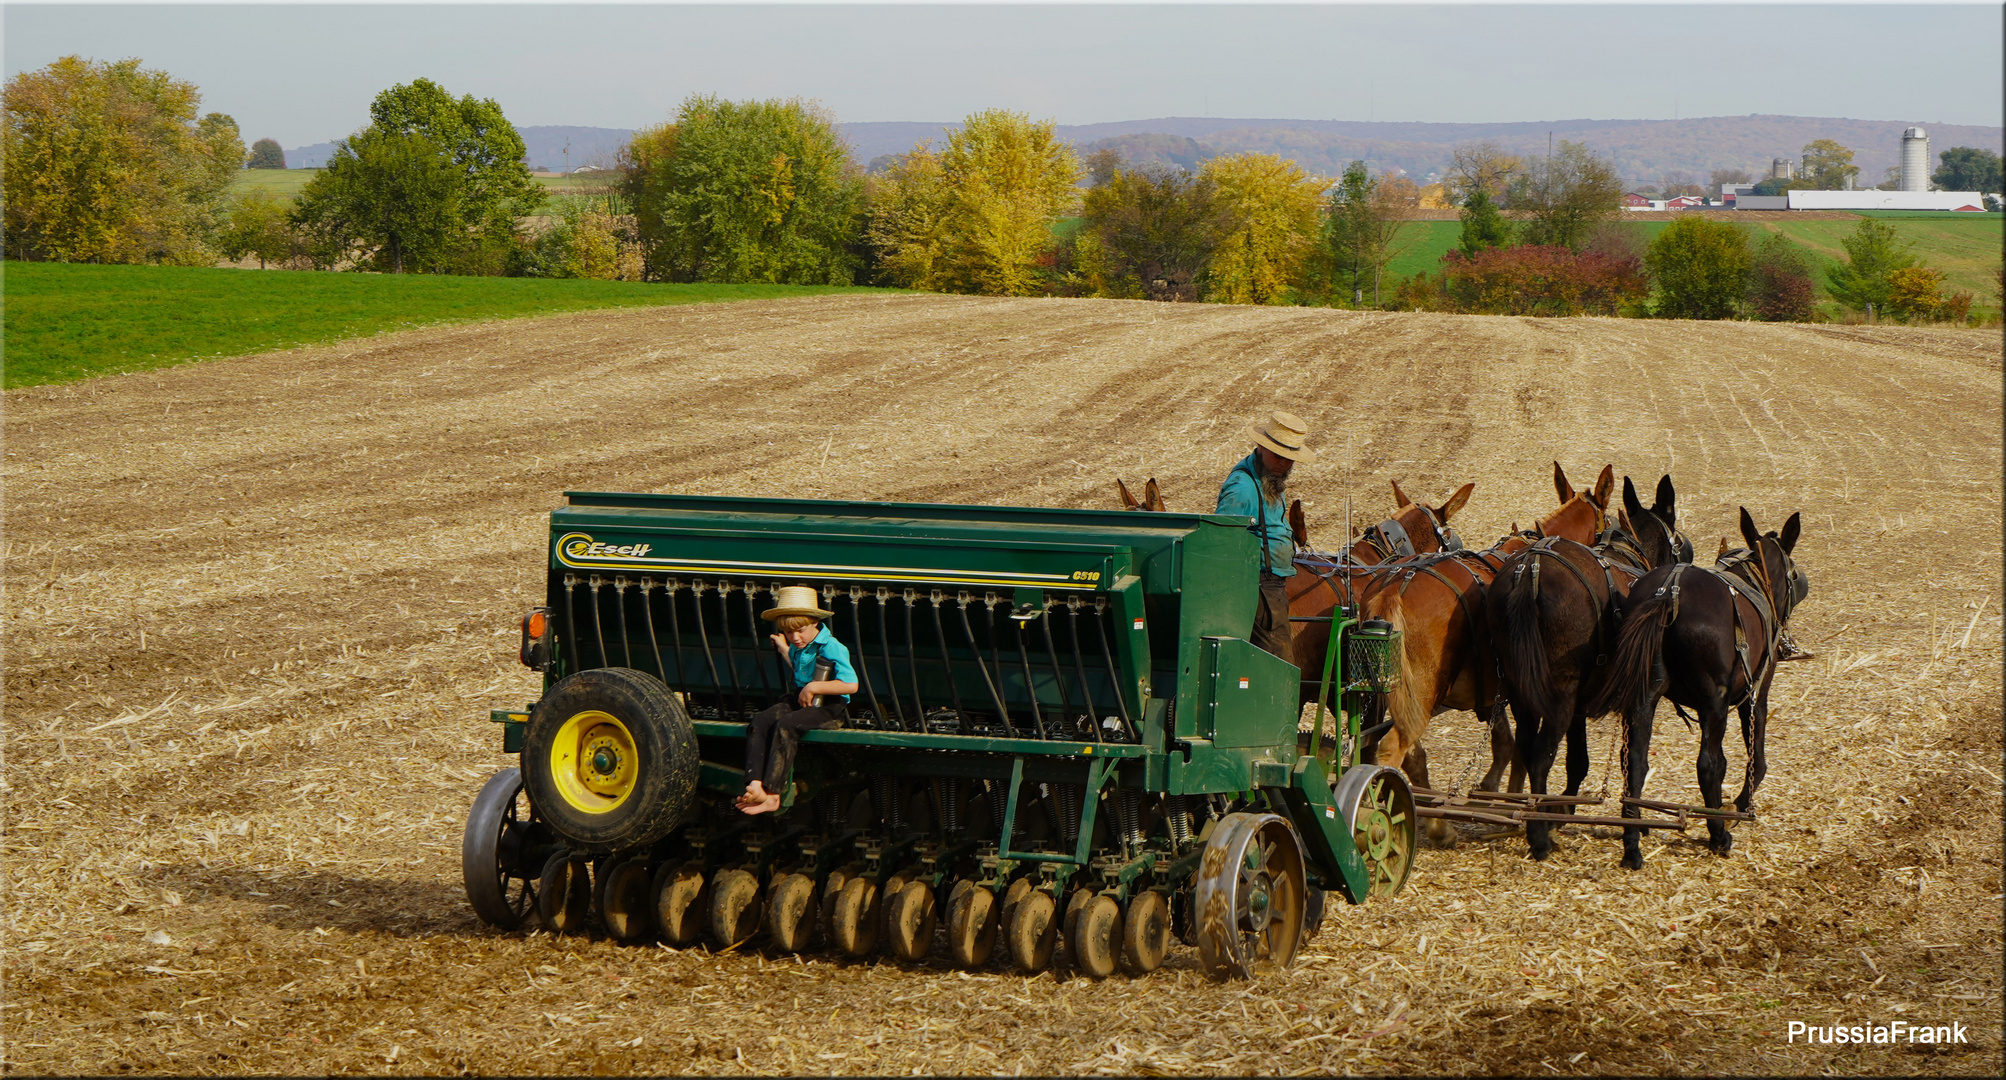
[844,588,887,727]
[902,589,924,730]
[1065,598,1104,743]
[873,588,910,731]
[587,575,610,671]
[1038,602,1079,737]
[638,578,668,685]
[1011,613,1050,739]
[560,574,581,678]
[688,581,736,719]
[958,592,1016,737]
[612,576,635,669]
[928,590,968,731]
[1091,596,1137,743]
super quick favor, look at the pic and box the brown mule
[1364,463,1618,848]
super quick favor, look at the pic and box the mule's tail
[1500,558,1558,722]
[1585,586,1670,718]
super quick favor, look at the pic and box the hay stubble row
[4,295,2001,1074]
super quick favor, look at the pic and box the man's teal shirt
[1215,452,1295,577]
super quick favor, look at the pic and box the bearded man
[1215,410,1315,662]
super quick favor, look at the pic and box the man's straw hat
[762,585,834,621]
[1247,410,1317,463]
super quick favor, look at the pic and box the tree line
[4,57,1994,324]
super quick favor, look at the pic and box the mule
[1485,475,1694,861]
[1364,463,1618,847]
[1587,509,1809,869]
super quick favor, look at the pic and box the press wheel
[597,857,653,942]
[877,867,916,946]
[1121,890,1171,975]
[886,880,938,961]
[710,868,762,947]
[820,863,861,947]
[536,851,591,934]
[1006,889,1058,973]
[461,767,539,929]
[947,883,999,968]
[1068,893,1122,979]
[830,876,879,956]
[763,872,817,952]
[651,860,707,946]
[1192,812,1307,980]
[1331,763,1417,898]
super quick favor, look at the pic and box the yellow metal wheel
[548,709,638,815]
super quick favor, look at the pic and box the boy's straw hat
[762,585,834,621]
[1248,409,1317,463]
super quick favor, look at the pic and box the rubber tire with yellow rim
[522,667,698,854]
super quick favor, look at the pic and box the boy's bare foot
[740,790,782,815]
[735,781,767,810]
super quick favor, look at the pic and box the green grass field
[1381,213,2003,317]
[2,263,890,389]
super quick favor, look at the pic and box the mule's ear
[1440,482,1475,521]
[1718,536,1731,561]
[1778,512,1801,554]
[1617,508,1635,537]
[1288,499,1309,547]
[1390,479,1412,508]
[1622,476,1645,524]
[1552,461,1574,503]
[1592,464,1615,507]
[1739,507,1762,550]
[1117,478,1140,510]
[1145,477,1165,512]
[1654,474,1677,523]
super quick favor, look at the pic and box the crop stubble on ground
[4,295,2001,1075]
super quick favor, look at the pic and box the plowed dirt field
[5,295,2001,1075]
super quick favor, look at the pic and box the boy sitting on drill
[736,585,859,816]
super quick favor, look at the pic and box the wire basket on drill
[1344,620,1402,693]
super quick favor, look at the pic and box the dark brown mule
[1485,475,1694,861]
[1364,463,1617,847]
[1587,509,1809,869]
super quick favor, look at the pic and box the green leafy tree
[863,141,953,289]
[1933,147,2003,193]
[936,110,1079,296]
[217,191,301,268]
[1797,139,1859,191]
[1745,232,1816,322]
[246,137,285,169]
[3,55,244,264]
[1751,177,1791,197]
[1509,140,1622,251]
[1322,160,1378,303]
[292,79,536,273]
[1825,218,1917,314]
[1457,189,1512,257]
[1646,216,1751,320]
[1074,165,1226,301]
[621,95,863,284]
[1201,152,1322,305]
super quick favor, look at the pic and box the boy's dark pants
[744,701,847,792]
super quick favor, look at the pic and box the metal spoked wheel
[1193,812,1308,980]
[1331,764,1417,898]
[461,768,542,929]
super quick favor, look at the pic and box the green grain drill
[462,492,1414,979]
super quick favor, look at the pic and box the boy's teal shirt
[790,624,857,701]
[1215,452,1295,577]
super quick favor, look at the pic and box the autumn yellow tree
[864,142,953,289]
[936,110,1079,295]
[3,56,244,264]
[1201,153,1324,304]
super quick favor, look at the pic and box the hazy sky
[6,3,2000,148]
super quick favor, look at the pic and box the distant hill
[287,125,634,171]
[843,115,2005,185]
[284,116,2003,184]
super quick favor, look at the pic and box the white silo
[1901,127,1930,192]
